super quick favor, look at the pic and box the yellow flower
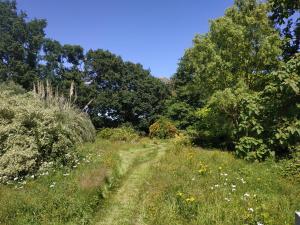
[186,196,195,202]
[176,192,183,197]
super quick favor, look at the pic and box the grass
[140,144,300,225]
[0,134,144,225]
[0,136,299,225]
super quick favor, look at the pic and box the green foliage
[173,0,282,104]
[169,0,299,161]
[98,126,139,142]
[235,137,270,161]
[269,0,300,59]
[0,0,46,89]
[0,83,95,182]
[164,100,196,129]
[85,50,169,131]
[149,117,178,139]
[0,1,169,132]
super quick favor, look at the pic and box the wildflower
[192,177,195,181]
[244,193,250,197]
[13,177,18,181]
[218,166,222,171]
[186,197,195,202]
[257,222,264,225]
[50,182,56,188]
[224,197,231,202]
[31,175,35,179]
[210,187,214,190]
[63,173,70,176]
[248,208,254,212]
[232,188,236,192]
[176,192,183,197]
[214,184,220,188]
[231,184,236,188]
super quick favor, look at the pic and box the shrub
[149,117,178,139]
[0,83,96,182]
[172,133,192,147]
[98,126,139,142]
[235,137,270,161]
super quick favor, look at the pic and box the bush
[172,133,192,147]
[0,83,96,182]
[98,126,139,142]
[235,137,270,161]
[149,117,178,139]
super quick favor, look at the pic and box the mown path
[94,141,166,225]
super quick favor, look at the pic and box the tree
[169,0,283,134]
[269,0,300,60]
[85,49,169,131]
[0,0,46,89]
[173,0,282,102]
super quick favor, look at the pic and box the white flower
[192,177,195,181]
[248,208,254,212]
[224,198,231,202]
[244,193,250,197]
[13,177,18,181]
[63,173,70,176]
[232,188,236,192]
[214,184,220,188]
[257,222,264,225]
[50,182,56,188]
[231,184,236,188]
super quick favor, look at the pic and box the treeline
[0,0,169,132]
[1,0,299,161]
[165,0,300,160]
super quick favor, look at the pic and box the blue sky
[17,0,234,77]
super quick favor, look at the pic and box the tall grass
[0,135,123,225]
[141,145,300,225]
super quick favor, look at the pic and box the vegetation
[141,144,300,225]
[167,0,299,161]
[98,126,139,142]
[0,0,299,224]
[0,0,169,132]
[0,82,95,182]
[149,117,178,139]
[0,135,121,225]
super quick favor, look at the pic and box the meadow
[141,144,300,225]
[0,133,299,225]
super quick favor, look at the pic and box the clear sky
[17,0,234,78]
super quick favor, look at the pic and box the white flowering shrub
[0,83,96,182]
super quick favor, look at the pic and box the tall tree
[0,0,46,89]
[174,0,282,97]
[85,49,169,131]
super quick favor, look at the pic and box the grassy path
[94,141,166,225]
